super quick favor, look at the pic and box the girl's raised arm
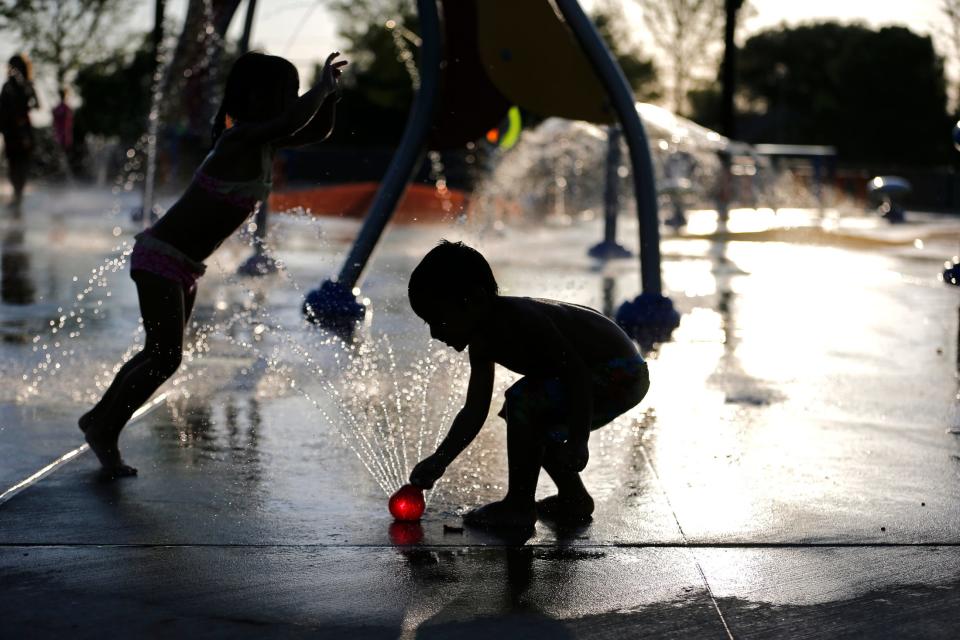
[234,52,346,146]
[274,93,338,148]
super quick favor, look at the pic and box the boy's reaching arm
[409,350,494,489]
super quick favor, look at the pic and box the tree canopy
[0,0,130,86]
[73,35,153,142]
[632,0,725,115]
[693,22,952,165]
[591,0,660,101]
[319,0,418,146]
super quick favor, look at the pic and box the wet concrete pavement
[2,190,960,637]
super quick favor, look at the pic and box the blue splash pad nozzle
[302,279,366,337]
[616,292,681,348]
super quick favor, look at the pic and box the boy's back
[471,296,642,377]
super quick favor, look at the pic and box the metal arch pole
[236,0,278,277]
[239,0,258,53]
[335,0,442,289]
[554,0,663,296]
[139,0,167,227]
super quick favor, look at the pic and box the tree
[632,0,725,115]
[73,34,153,143]
[734,23,950,165]
[938,0,960,112]
[322,0,419,145]
[159,0,243,143]
[591,0,660,101]
[0,0,131,87]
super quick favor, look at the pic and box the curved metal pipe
[336,0,443,288]
[553,0,663,296]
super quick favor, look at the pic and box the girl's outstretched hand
[319,51,348,95]
[410,454,447,490]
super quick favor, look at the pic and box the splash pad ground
[2,185,960,638]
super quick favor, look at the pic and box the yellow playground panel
[476,0,615,125]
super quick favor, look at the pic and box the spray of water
[206,240,469,497]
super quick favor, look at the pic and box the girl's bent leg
[82,272,189,476]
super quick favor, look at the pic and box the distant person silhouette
[79,50,346,479]
[408,241,650,530]
[0,54,39,213]
[1,225,35,305]
[52,86,74,175]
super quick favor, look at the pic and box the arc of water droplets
[18,245,138,404]
[213,236,409,493]
[117,0,221,207]
[231,228,429,493]
[14,243,215,417]
[207,258,403,494]
[208,241,467,497]
[14,215,466,496]
[12,223,467,501]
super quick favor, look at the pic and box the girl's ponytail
[211,103,227,146]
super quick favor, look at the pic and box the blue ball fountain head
[588,240,633,260]
[302,279,366,337]
[942,262,960,287]
[867,176,910,224]
[616,292,681,348]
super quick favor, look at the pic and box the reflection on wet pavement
[3,192,960,635]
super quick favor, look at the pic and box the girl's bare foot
[82,421,137,480]
[463,499,536,530]
[536,493,594,524]
[99,463,138,481]
[78,410,95,434]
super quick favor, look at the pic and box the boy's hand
[319,52,348,95]
[410,454,447,489]
[554,437,589,472]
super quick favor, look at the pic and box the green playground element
[499,106,522,150]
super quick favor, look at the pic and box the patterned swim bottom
[498,355,650,442]
[130,230,207,293]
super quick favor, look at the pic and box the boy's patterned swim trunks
[497,355,649,442]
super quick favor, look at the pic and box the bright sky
[263,0,950,83]
[745,0,942,34]
[2,0,951,124]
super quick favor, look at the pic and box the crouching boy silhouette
[408,241,649,530]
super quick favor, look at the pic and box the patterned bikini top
[193,143,273,211]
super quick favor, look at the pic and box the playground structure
[866,175,911,224]
[300,0,680,345]
[942,121,960,287]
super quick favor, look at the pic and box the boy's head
[408,240,498,351]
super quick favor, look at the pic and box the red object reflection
[389,484,425,521]
[389,521,424,545]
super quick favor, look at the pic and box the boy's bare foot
[536,493,594,524]
[463,499,536,530]
[82,422,137,480]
